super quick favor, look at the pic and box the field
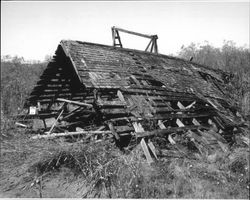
[0,126,249,198]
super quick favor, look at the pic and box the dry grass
[0,125,249,198]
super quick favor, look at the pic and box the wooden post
[140,138,153,164]
[42,119,47,129]
[57,98,93,108]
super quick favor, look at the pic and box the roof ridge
[60,39,230,76]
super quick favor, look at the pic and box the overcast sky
[1,1,249,61]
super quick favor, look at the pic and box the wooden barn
[24,39,244,151]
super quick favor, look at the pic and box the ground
[0,126,249,198]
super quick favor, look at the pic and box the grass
[0,124,249,198]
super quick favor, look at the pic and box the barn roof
[59,40,232,100]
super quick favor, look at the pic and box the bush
[1,56,46,117]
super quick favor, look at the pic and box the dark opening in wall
[146,79,165,87]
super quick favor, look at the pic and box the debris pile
[15,40,249,162]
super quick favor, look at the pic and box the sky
[1,1,249,61]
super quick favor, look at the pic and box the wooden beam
[32,130,112,139]
[145,39,153,52]
[97,100,127,108]
[15,122,28,128]
[57,98,93,108]
[135,125,211,138]
[147,112,214,120]
[112,26,157,39]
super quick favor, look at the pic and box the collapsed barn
[21,39,247,161]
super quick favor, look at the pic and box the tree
[178,40,250,117]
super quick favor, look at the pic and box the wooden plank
[35,83,72,88]
[212,116,226,129]
[108,123,120,140]
[187,130,210,145]
[168,134,176,144]
[97,100,127,108]
[42,119,47,129]
[148,95,199,101]
[192,118,201,126]
[57,98,93,108]
[32,88,72,93]
[113,26,155,39]
[101,108,128,115]
[158,120,166,129]
[14,113,58,119]
[121,88,199,101]
[130,75,141,86]
[107,117,135,123]
[132,122,145,132]
[27,97,86,104]
[115,125,134,133]
[153,107,176,113]
[47,105,65,134]
[203,129,228,144]
[117,90,125,102]
[32,130,112,139]
[15,122,28,128]
[176,119,185,127]
[29,94,79,100]
[177,101,185,109]
[152,105,212,112]
[148,140,158,159]
[61,106,82,121]
[147,112,215,120]
[186,101,196,109]
[140,138,154,164]
[135,125,211,138]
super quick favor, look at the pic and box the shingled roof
[26,40,242,145]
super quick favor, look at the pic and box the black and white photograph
[1,0,249,198]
